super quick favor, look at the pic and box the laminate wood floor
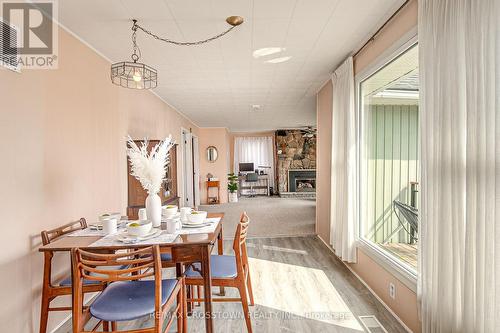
[57,236,406,333]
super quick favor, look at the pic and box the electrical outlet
[389,283,396,299]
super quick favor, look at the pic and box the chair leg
[186,285,193,315]
[196,285,201,306]
[177,283,184,333]
[238,285,253,333]
[246,271,255,306]
[182,282,188,333]
[39,291,51,333]
[111,322,117,331]
[102,321,109,331]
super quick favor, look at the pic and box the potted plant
[227,173,239,203]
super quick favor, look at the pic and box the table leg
[217,226,226,296]
[201,245,214,333]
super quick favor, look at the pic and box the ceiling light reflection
[266,56,292,64]
[253,47,285,58]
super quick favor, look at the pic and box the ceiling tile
[58,0,402,131]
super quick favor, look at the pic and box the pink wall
[315,0,420,331]
[316,84,333,239]
[349,250,420,331]
[0,26,198,332]
[198,128,230,204]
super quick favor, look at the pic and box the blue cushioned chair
[185,212,254,333]
[71,245,185,333]
[39,218,106,333]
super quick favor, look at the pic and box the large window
[359,43,419,272]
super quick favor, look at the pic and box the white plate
[182,220,207,225]
[182,222,212,228]
[116,229,162,242]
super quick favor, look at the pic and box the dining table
[38,212,225,333]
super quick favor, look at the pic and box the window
[233,136,275,190]
[358,43,419,272]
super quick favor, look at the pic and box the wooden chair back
[232,212,250,273]
[73,246,161,283]
[41,218,87,245]
[71,246,164,332]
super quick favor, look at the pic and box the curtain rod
[352,0,411,59]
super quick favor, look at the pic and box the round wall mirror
[207,146,218,162]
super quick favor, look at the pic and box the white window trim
[354,30,419,291]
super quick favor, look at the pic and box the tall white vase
[145,193,162,227]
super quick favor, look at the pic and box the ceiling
[58,0,404,131]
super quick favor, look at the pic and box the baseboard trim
[316,235,414,333]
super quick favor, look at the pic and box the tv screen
[239,162,254,172]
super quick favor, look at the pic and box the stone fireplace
[275,130,316,198]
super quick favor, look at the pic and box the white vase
[145,193,162,227]
[228,192,238,203]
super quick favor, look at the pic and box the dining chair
[185,212,254,332]
[39,218,106,333]
[72,245,185,333]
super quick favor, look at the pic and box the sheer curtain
[234,136,275,189]
[419,0,500,331]
[330,56,357,263]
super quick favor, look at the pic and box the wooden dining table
[38,212,225,333]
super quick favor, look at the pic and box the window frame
[354,31,419,289]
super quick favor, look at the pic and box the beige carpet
[199,196,316,238]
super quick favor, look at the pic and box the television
[239,162,254,172]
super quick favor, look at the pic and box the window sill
[356,238,417,293]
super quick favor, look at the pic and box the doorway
[181,128,200,207]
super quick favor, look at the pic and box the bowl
[99,212,121,222]
[126,220,152,237]
[162,205,178,218]
[187,211,208,224]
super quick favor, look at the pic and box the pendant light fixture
[111,16,244,90]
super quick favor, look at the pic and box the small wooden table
[39,213,225,333]
[206,180,220,204]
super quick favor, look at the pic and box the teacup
[180,207,192,221]
[102,217,118,234]
[138,208,147,220]
[166,217,180,234]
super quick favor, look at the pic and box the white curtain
[330,56,357,263]
[234,136,275,189]
[418,0,500,331]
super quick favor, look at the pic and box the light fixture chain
[134,22,236,46]
[131,21,141,62]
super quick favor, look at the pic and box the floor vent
[359,315,388,333]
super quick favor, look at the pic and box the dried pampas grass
[126,135,175,195]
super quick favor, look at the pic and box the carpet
[199,196,316,238]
